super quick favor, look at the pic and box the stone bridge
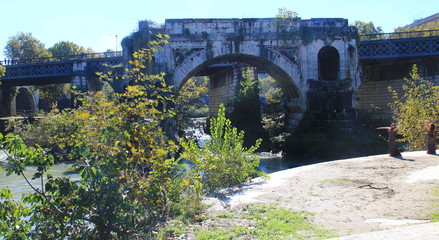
[4,19,438,132]
[122,18,361,131]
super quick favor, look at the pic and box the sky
[1,0,437,60]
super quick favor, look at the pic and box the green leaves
[1,35,189,239]
[389,65,439,150]
[181,105,264,194]
[0,188,32,240]
[0,65,6,78]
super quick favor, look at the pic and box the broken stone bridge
[1,18,438,133]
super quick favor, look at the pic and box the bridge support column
[208,66,239,117]
[208,64,259,117]
[0,87,17,117]
[72,59,88,91]
[286,99,303,132]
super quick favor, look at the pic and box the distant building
[405,12,439,28]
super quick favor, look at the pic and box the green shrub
[0,36,200,239]
[389,65,439,150]
[181,105,265,194]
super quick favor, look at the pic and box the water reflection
[256,152,330,174]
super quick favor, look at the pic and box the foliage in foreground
[194,204,336,240]
[181,105,264,195]
[0,44,188,240]
[0,35,264,239]
[389,65,439,151]
[0,36,182,239]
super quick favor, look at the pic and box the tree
[0,35,195,239]
[275,7,299,22]
[175,77,208,137]
[0,32,268,239]
[48,41,86,57]
[393,21,439,38]
[34,83,72,111]
[354,21,383,40]
[259,75,289,151]
[389,65,439,150]
[4,32,51,59]
[0,65,5,77]
[230,69,264,147]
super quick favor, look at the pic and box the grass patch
[195,204,337,239]
[428,187,439,222]
[216,212,235,218]
[321,177,352,185]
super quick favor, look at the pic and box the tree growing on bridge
[389,65,439,150]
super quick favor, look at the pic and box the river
[1,149,328,202]
[0,151,78,201]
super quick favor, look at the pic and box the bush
[8,109,79,162]
[389,65,439,150]
[181,105,265,194]
[0,36,199,239]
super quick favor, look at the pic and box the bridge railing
[360,29,439,41]
[0,51,123,66]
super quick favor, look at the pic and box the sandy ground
[204,151,439,237]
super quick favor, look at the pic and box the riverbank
[203,151,439,237]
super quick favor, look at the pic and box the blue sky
[1,0,437,60]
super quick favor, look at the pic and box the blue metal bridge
[358,29,439,60]
[0,52,122,87]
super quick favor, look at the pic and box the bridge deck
[359,36,439,60]
[1,32,438,84]
[1,52,122,86]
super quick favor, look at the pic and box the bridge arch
[318,45,340,81]
[15,87,36,115]
[170,47,306,130]
[172,48,304,101]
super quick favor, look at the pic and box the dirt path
[204,151,439,236]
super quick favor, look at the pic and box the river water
[0,151,78,201]
[1,149,326,201]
